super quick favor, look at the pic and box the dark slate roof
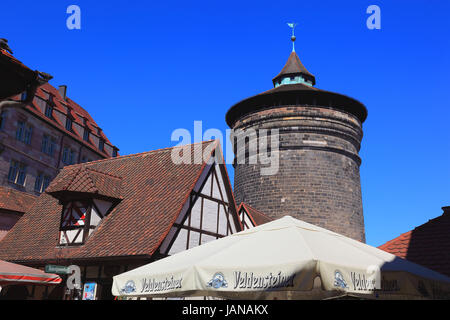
[379,207,450,277]
[226,83,368,127]
[0,141,227,264]
[238,202,273,226]
[272,51,316,85]
[0,187,37,214]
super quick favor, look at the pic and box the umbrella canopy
[112,216,450,299]
[0,260,62,286]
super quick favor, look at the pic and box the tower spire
[272,23,316,87]
[287,22,297,52]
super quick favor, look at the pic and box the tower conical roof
[272,51,315,86]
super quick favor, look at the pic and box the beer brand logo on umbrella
[120,280,137,294]
[333,270,348,289]
[207,272,228,289]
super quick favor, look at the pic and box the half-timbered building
[237,202,273,230]
[0,140,242,299]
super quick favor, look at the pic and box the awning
[112,216,450,300]
[0,260,62,286]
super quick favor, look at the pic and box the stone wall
[0,103,105,196]
[232,105,366,242]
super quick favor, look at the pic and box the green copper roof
[272,51,316,87]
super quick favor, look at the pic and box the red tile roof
[46,166,123,200]
[238,202,273,226]
[14,82,116,157]
[1,50,116,157]
[0,141,225,264]
[0,186,37,214]
[379,207,450,277]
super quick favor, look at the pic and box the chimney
[442,206,450,215]
[58,85,67,100]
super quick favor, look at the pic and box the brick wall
[232,105,366,242]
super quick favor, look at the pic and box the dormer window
[46,166,122,246]
[83,128,90,142]
[45,104,53,118]
[99,139,104,152]
[65,117,73,131]
[59,199,113,246]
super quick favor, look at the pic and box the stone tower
[226,32,368,242]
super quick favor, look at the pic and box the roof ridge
[150,139,219,256]
[65,139,217,167]
[378,230,413,249]
[65,166,83,191]
[85,167,123,180]
[0,186,37,199]
[80,166,99,193]
[241,202,271,219]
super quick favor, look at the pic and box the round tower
[226,29,367,242]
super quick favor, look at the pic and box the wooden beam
[173,223,225,239]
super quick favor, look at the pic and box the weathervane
[287,22,297,52]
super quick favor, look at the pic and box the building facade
[237,202,272,230]
[0,141,244,300]
[0,48,118,244]
[0,82,119,197]
[226,42,368,242]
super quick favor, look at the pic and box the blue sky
[2,0,449,246]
